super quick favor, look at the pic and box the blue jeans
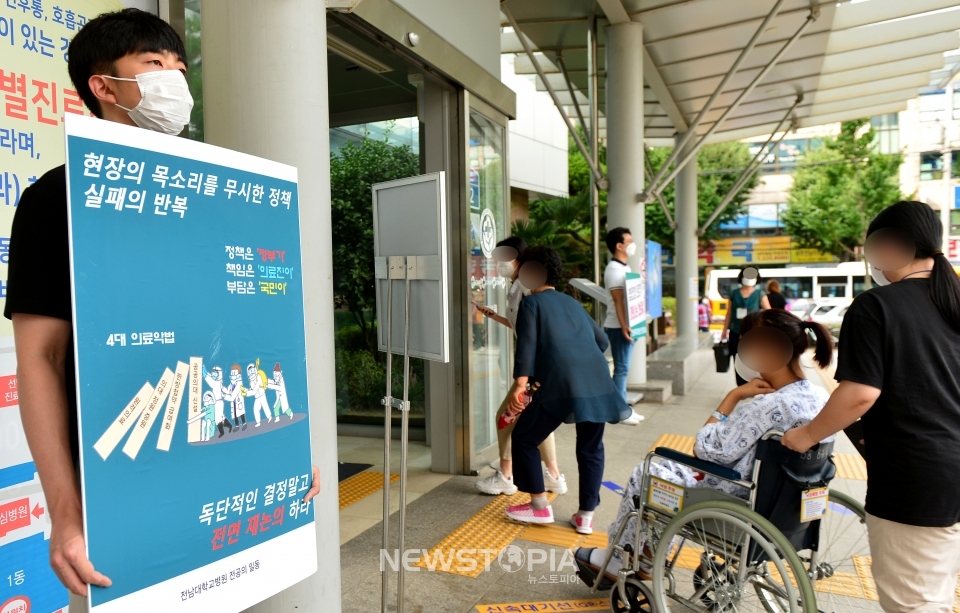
[605,328,634,403]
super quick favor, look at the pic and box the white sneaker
[543,468,568,495]
[475,470,518,495]
[620,409,645,425]
[570,513,593,535]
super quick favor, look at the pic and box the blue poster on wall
[64,116,316,612]
[646,240,663,319]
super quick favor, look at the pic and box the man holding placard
[602,228,644,425]
[5,10,320,608]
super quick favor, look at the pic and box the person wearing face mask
[575,309,834,587]
[503,247,631,535]
[602,227,644,425]
[723,267,772,385]
[2,10,322,599]
[782,201,960,613]
[475,237,567,497]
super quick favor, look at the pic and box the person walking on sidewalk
[783,201,960,613]
[723,267,771,386]
[503,247,631,535]
[474,237,566,496]
[602,227,644,425]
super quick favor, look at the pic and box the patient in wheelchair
[576,308,834,583]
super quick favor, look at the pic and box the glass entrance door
[468,108,509,456]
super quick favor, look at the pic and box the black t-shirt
[767,291,787,310]
[836,279,960,527]
[3,165,79,470]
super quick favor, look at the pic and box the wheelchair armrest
[653,447,743,482]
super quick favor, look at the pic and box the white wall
[391,0,501,78]
[501,55,569,197]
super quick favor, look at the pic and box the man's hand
[49,514,111,597]
[621,325,632,342]
[736,378,773,399]
[782,426,817,453]
[722,328,730,341]
[303,465,321,503]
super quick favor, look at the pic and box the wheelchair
[580,431,876,613]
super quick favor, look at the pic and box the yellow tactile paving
[338,471,398,510]
[649,432,696,455]
[413,492,557,578]
[833,453,868,481]
[476,598,608,612]
[516,523,609,550]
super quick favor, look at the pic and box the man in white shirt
[603,228,643,425]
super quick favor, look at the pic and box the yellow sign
[698,237,837,267]
[476,599,609,612]
[1,0,122,336]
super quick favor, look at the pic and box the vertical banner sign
[645,240,663,318]
[64,115,316,612]
[625,270,647,340]
[0,3,121,613]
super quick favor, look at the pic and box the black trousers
[511,407,605,512]
[728,331,747,386]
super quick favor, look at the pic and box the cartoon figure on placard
[247,358,272,427]
[204,365,232,437]
[224,363,247,431]
[267,362,293,420]
[187,391,217,441]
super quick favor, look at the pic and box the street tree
[782,119,904,271]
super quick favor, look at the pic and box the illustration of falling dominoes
[93,358,201,461]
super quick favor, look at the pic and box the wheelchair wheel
[803,490,880,613]
[610,576,654,613]
[651,501,816,613]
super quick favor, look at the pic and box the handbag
[713,341,731,373]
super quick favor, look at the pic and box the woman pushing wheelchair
[575,308,835,585]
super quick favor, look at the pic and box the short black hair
[737,268,762,284]
[496,236,528,255]
[605,227,631,254]
[68,8,187,118]
[518,246,564,287]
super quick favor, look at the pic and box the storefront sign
[948,237,960,266]
[65,115,316,612]
[0,3,120,612]
[695,237,837,267]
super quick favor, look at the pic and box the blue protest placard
[64,115,316,612]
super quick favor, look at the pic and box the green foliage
[644,142,757,251]
[521,131,757,302]
[783,119,904,261]
[331,136,420,354]
[334,326,425,416]
[185,10,204,143]
[661,296,676,318]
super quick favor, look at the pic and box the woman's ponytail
[929,251,960,333]
[801,320,834,369]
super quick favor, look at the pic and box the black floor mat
[338,462,373,482]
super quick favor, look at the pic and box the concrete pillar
[202,3,341,612]
[605,21,645,385]
[674,134,699,342]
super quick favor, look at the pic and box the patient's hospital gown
[608,379,831,563]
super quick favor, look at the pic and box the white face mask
[869,263,890,287]
[104,70,193,135]
[517,280,532,296]
[734,355,763,383]
[498,261,515,277]
[625,242,637,257]
[741,278,757,287]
